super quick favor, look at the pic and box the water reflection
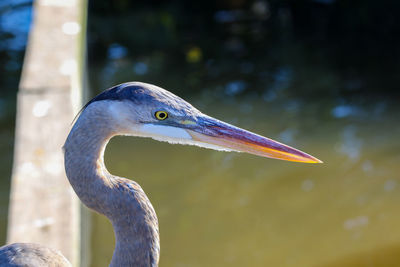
[90,97,400,267]
[336,126,362,161]
[225,80,246,96]
[107,43,128,60]
[0,0,400,266]
[133,62,148,75]
[0,0,31,51]
[0,0,32,245]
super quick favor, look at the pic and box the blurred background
[1,0,400,266]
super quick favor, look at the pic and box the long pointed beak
[184,116,322,163]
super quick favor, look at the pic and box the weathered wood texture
[7,0,87,266]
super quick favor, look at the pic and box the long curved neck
[64,103,159,266]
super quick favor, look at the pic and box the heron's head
[82,82,321,163]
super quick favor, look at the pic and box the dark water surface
[0,0,31,245]
[90,96,400,267]
[81,5,400,265]
[1,1,400,266]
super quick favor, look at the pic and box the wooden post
[7,0,88,266]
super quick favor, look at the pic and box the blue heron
[0,82,321,266]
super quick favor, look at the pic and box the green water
[89,97,400,267]
[2,1,400,266]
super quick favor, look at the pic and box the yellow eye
[155,111,168,120]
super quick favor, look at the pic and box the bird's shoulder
[0,243,71,267]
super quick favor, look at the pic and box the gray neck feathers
[64,102,160,266]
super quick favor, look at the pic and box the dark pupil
[159,112,166,118]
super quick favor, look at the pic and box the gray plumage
[0,243,70,267]
[0,82,320,267]
[63,82,211,266]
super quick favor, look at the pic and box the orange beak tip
[187,117,323,165]
[305,156,323,164]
